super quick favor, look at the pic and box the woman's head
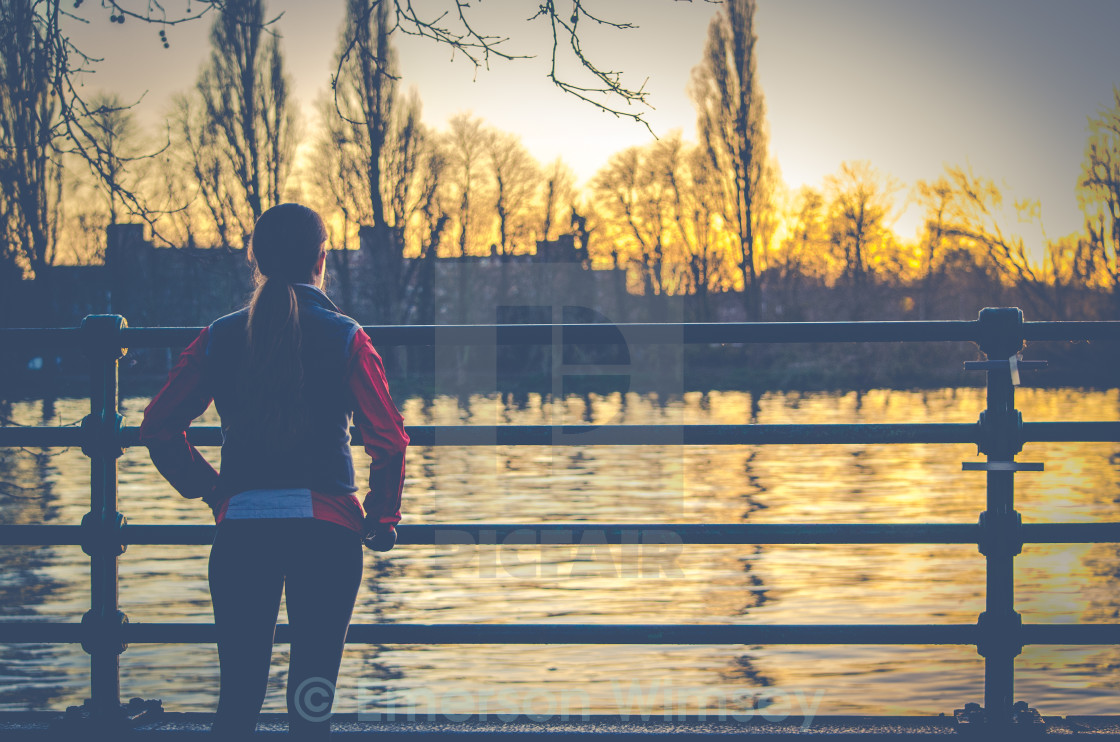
[249,203,328,286]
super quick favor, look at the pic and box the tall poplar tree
[690,0,772,319]
[180,0,298,246]
[319,0,443,323]
[0,0,60,283]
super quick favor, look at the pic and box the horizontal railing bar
[3,320,1118,351]
[1,621,1113,646]
[117,322,989,347]
[0,327,81,351]
[166,423,984,448]
[1020,523,1120,543]
[87,319,1120,346]
[118,523,982,546]
[161,623,984,645]
[0,623,85,643]
[4,522,1119,546]
[395,424,983,447]
[0,427,84,447]
[1021,321,1120,342]
[1022,421,1120,442]
[1021,624,1120,644]
[395,523,984,545]
[8,422,1119,449]
[0,622,979,645]
[0,525,82,545]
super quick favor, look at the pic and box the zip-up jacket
[139,284,408,531]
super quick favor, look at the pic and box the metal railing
[1,307,1119,733]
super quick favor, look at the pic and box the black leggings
[207,518,363,740]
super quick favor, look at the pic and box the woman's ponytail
[241,204,328,447]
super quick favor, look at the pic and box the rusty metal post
[79,315,129,728]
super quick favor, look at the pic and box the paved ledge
[2,713,1120,739]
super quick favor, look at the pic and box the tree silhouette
[592,143,671,297]
[485,129,540,256]
[913,176,955,319]
[84,93,142,224]
[538,158,577,244]
[824,161,898,285]
[657,132,730,317]
[443,113,490,258]
[177,0,298,246]
[1079,87,1120,306]
[690,0,773,319]
[771,186,829,317]
[0,0,60,283]
[316,0,443,322]
[938,165,1060,318]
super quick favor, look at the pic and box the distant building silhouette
[8,224,635,331]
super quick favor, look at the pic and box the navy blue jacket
[206,284,361,498]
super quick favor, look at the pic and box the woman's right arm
[347,328,409,549]
[139,328,220,510]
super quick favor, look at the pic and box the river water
[0,387,1118,718]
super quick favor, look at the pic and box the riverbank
[2,341,1117,404]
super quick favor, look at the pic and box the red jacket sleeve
[348,328,409,526]
[138,328,219,507]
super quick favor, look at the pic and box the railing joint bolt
[976,609,1023,659]
[80,511,128,558]
[976,307,1025,360]
[80,412,125,460]
[977,510,1023,558]
[80,609,129,656]
[975,409,1025,458]
[80,314,128,362]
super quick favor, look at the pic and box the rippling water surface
[1,387,1118,717]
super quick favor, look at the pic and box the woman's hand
[362,519,397,552]
[202,486,222,519]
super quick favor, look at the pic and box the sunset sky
[67,0,1120,243]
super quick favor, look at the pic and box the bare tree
[332,0,394,230]
[443,113,491,257]
[172,93,242,247]
[656,132,731,316]
[383,89,446,323]
[7,0,702,264]
[824,161,898,286]
[939,164,1061,317]
[689,0,773,318]
[538,157,576,243]
[1079,87,1120,304]
[179,0,298,245]
[484,129,541,256]
[0,0,60,283]
[591,142,674,296]
[52,93,148,266]
[771,186,829,315]
[314,0,447,323]
[913,175,956,318]
[83,93,142,224]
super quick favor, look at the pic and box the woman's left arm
[139,328,220,510]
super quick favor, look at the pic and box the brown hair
[242,203,328,445]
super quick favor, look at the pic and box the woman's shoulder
[205,309,250,351]
[209,307,250,330]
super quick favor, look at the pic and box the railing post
[974,307,1026,727]
[79,315,129,729]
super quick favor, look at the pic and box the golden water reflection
[0,388,1117,716]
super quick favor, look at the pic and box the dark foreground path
[3,712,1120,739]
